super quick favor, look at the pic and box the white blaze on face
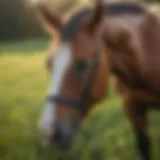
[39,43,72,139]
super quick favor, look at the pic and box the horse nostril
[53,129,62,143]
[51,124,73,149]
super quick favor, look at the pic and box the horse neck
[100,12,160,92]
[101,15,147,77]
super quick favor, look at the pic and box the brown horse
[37,1,160,160]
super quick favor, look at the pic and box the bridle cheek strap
[47,49,100,115]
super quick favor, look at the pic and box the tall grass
[0,39,159,160]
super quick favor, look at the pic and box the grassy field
[0,39,160,160]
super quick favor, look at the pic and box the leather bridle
[47,48,100,115]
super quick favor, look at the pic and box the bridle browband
[47,48,100,115]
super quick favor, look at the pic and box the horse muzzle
[51,122,78,149]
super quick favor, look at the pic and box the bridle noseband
[47,48,100,115]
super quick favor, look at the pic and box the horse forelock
[60,9,90,41]
[60,2,146,42]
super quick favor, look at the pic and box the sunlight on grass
[0,39,160,160]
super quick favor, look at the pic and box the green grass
[0,39,160,160]
[0,38,49,54]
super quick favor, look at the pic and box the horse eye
[76,61,88,73]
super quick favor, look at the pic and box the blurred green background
[0,0,46,41]
[0,0,160,160]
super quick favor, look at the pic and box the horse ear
[87,0,104,33]
[37,4,62,33]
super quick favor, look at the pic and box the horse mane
[61,2,146,41]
